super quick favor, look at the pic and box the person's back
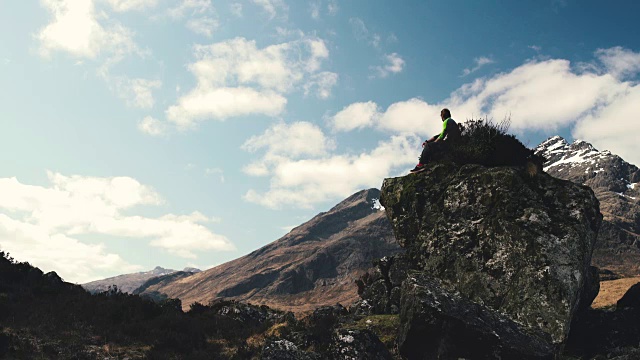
[441,117,461,143]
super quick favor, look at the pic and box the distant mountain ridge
[535,136,640,276]
[136,188,402,313]
[82,266,201,294]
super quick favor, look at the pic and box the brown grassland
[592,276,640,309]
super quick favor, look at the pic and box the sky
[1,0,640,283]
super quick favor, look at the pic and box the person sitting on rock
[410,108,461,173]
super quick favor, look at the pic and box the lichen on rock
[380,161,602,356]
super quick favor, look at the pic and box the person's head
[440,108,451,121]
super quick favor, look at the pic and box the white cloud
[529,45,542,52]
[253,0,288,19]
[0,215,141,283]
[114,77,162,109]
[230,2,243,17]
[310,0,321,19]
[304,71,338,99]
[138,116,167,136]
[330,98,440,136]
[38,0,138,61]
[595,46,640,79]
[167,87,287,128]
[0,173,234,282]
[461,56,494,76]
[243,134,418,209]
[242,121,334,160]
[378,98,440,134]
[372,53,405,78]
[186,16,219,37]
[168,0,213,19]
[105,0,158,12]
[573,85,640,166]
[449,59,622,132]
[327,0,338,15]
[242,47,640,210]
[330,101,379,132]
[162,36,331,128]
[349,17,381,48]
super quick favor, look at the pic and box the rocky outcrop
[399,273,553,359]
[355,254,409,315]
[535,136,640,277]
[380,162,602,355]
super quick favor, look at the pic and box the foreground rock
[400,273,553,359]
[380,162,602,355]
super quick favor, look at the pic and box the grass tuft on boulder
[438,118,544,171]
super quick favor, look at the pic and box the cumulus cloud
[330,101,380,132]
[372,53,405,78]
[186,16,219,37]
[0,173,234,282]
[253,0,288,19]
[329,98,439,136]
[138,116,167,136]
[573,85,640,166]
[242,121,335,160]
[304,71,338,99]
[461,56,494,76]
[230,3,243,17]
[243,133,418,209]
[114,77,162,109]
[595,46,640,79]
[349,17,381,48]
[163,36,331,128]
[105,0,158,12]
[243,47,640,209]
[167,0,213,18]
[310,0,321,19]
[38,0,139,61]
[327,0,338,15]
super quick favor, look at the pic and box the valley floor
[593,276,640,309]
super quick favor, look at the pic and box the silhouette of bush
[0,251,293,358]
[436,118,544,170]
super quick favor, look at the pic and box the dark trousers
[419,141,448,163]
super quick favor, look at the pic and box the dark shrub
[438,118,545,172]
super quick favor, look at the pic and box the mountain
[535,136,640,277]
[82,266,200,294]
[136,188,402,313]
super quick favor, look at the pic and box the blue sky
[1,0,639,283]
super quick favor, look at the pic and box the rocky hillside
[82,266,200,294]
[536,136,640,277]
[137,188,402,313]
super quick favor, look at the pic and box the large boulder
[380,162,602,352]
[399,273,554,359]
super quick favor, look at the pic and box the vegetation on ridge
[0,251,292,359]
[437,117,543,170]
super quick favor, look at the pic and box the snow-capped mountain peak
[535,136,613,174]
[535,136,639,201]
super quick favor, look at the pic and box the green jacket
[437,118,461,142]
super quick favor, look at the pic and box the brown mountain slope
[137,188,402,313]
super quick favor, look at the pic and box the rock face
[399,273,553,359]
[535,136,640,277]
[380,162,602,356]
[137,189,402,313]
